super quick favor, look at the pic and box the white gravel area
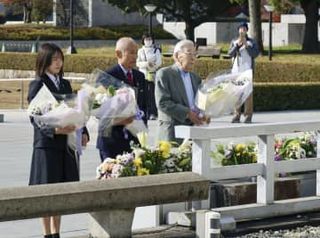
[233,225,320,238]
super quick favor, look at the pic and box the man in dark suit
[97,37,147,161]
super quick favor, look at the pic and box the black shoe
[244,116,252,123]
[44,235,52,238]
[51,234,60,238]
[231,115,241,123]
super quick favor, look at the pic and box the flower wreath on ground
[96,137,193,179]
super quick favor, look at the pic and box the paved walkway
[0,109,320,238]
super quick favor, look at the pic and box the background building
[53,0,154,27]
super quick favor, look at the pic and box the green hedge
[0,25,173,40]
[2,53,318,84]
[254,82,320,111]
[163,58,320,83]
[0,53,320,111]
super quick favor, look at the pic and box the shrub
[0,53,319,84]
[0,25,174,41]
[253,82,320,111]
[0,53,320,111]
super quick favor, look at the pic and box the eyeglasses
[181,51,197,57]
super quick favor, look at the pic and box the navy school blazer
[28,75,89,150]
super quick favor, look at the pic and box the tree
[55,0,89,27]
[269,0,320,53]
[32,0,53,23]
[0,0,32,23]
[104,0,234,40]
[230,0,264,53]
[248,0,263,53]
[300,0,320,53]
[55,0,69,26]
[0,0,53,24]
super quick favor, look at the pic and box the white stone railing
[175,121,320,220]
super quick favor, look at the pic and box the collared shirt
[119,64,134,85]
[46,72,60,89]
[119,64,132,78]
[177,65,195,109]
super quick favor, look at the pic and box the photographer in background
[228,22,259,124]
[137,33,162,120]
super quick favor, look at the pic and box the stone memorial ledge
[71,225,195,238]
[0,172,209,238]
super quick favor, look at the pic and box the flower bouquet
[96,139,192,179]
[211,133,317,166]
[195,69,253,118]
[211,142,257,166]
[27,83,91,150]
[275,132,317,161]
[83,69,147,137]
[27,83,91,128]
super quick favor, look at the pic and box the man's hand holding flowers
[187,110,205,126]
[81,133,89,147]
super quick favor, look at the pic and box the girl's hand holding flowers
[113,116,135,126]
[55,125,76,135]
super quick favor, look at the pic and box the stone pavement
[0,109,319,238]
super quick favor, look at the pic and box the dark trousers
[146,81,157,117]
[235,93,253,117]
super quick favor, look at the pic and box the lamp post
[264,5,274,61]
[144,4,157,36]
[67,0,77,54]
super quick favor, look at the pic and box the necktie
[53,75,60,89]
[126,71,134,86]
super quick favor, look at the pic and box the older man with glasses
[155,39,208,143]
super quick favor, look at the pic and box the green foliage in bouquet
[91,85,116,110]
[211,143,257,166]
[211,133,317,166]
[134,140,193,175]
[134,146,164,175]
[275,133,317,161]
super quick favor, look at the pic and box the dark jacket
[28,75,89,149]
[228,36,259,72]
[96,64,147,159]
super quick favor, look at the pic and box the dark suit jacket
[96,64,147,159]
[28,75,89,149]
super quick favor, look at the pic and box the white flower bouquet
[85,69,147,137]
[27,84,90,129]
[195,69,253,118]
[27,84,92,150]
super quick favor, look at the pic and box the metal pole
[149,12,152,35]
[269,11,272,61]
[20,80,24,109]
[70,0,74,49]
[67,0,77,54]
